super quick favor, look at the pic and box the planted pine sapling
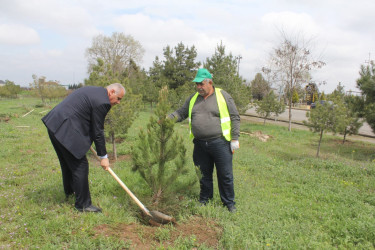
[132,86,197,206]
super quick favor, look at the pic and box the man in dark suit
[42,83,125,212]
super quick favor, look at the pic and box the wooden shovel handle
[89,146,151,217]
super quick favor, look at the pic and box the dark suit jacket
[42,86,111,159]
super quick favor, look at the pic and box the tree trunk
[316,129,323,158]
[264,117,266,125]
[152,187,163,206]
[111,132,117,161]
[342,128,347,144]
[288,98,292,132]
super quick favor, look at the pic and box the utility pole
[235,55,242,75]
[365,52,372,65]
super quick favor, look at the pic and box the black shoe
[227,205,236,213]
[76,205,102,213]
[198,199,209,207]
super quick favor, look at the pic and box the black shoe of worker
[227,204,237,213]
[76,205,102,213]
[199,201,208,207]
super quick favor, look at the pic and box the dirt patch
[93,216,222,249]
[0,115,10,122]
[241,130,272,142]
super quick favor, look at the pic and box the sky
[0,0,374,94]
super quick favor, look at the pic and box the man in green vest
[169,68,240,212]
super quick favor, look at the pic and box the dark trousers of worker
[47,130,92,209]
[193,137,235,207]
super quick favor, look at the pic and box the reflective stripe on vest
[188,88,232,141]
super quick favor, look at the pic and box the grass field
[1,96,375,249]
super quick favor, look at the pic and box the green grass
[1,96,375,249]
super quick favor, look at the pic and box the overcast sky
[1,0,374,93]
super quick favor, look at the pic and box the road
[244,107,375,138]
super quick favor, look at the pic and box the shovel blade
[150,210,176,225]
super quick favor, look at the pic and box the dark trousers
[193,137,235,207]
[48,130,92,209]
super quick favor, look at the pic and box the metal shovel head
[150,210,176,225]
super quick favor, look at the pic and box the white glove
[230,140,240,153]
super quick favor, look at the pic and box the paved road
[244,107,375,138]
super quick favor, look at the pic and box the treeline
[8,32,375,146]
[29,75,67,104]
[0,80,22,98]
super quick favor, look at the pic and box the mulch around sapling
[93,216,222,249]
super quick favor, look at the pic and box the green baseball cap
[192,68,212,82]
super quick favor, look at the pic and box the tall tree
[162,42,201,89]
[250,73,271,100]
[204,41,238,89]
[85,32,145,77]
[265,32,325,131]
[204,41,251,113]
[147,43,200,108]
[125,59,148,96]
[356,61,375,132]
[144,56,166,109]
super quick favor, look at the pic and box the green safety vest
[188,88,232,141]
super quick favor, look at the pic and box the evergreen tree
[319,91,325,101]
[167,82,196,109]
[144,56,166,109]
[255,91,285,125]
[340,107,363,144]
[356,61,375,132]
[304,101,346,157]
[106,86,142,160]
[292,89,299,106]
[329,84,363,143]
[273,97,286,122]
[84,58,117,87]
[132,87,197,206]
[147,43,200,109]
[204,41,251,113]
[250,72,271,100]
[163,42,201,89]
